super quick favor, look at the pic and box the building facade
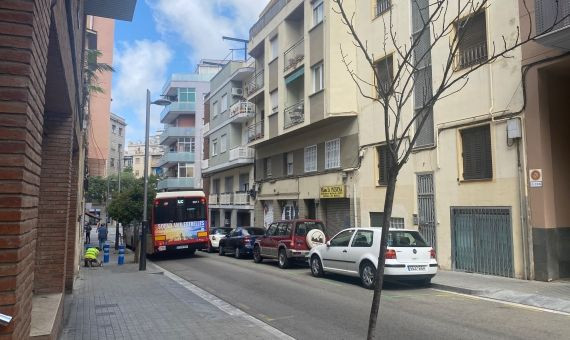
[203,61,257,228]
[108,113,126,175]
[248,0,360,236]
[125,135,164,178]
[0,1,135,338]
[158,68,215,191]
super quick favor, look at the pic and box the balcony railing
[284,38,304,73]
[157,151,195,166]
[455,42,487,70]
[245,69,264,97]
[229,146,255,162]
[220,192,233,205]
[234,192,250,205]
[284,100,305,129]
[375,0,391,17]
[249,0,290,39]
[229,101,256,122]
[160,126,195,145]
[157,177,194,191]
[247,120,265,143]
[160,102,196,122]
[209,194,219,205]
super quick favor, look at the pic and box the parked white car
[206,227,232,253]
[308,228,437,289]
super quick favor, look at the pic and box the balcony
[455,42,488,70]
[535,0,570,50]
[245,69,264,97]
[248,120,265,143]
[229,101,256,123]
[249,0,290,39]
[209,194,219,205]
[160,126,195,145]
[284,100,305,129]
[157,177,195,191]
[229,146,255,162]
[220,193,233,205]
[157,151,195,167]
[203,122,210,135]
[160,102,196,124]
[234,192,250,205]
[284,38,304,73]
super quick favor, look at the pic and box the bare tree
[331,0,569,338]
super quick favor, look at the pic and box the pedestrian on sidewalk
[84,247,102,267]
[84,223,92,244]
[97,223,108,249]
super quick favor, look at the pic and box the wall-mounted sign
[320,185,345,199]
[529,169,543,188]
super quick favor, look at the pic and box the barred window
[455,11,488,70]
[304,145,317,172]
[325,139,340,169]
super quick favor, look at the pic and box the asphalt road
[151,251,570,340]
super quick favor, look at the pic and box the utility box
[507,118,522,139]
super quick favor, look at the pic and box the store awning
[285,67,304,85]
[85,211,101,220]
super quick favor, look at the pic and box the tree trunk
[367,170,398,340]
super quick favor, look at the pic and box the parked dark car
[218,227,266,258]
[253,219,327,268]
[206,227,233,253]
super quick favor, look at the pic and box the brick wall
[65,149,80,291]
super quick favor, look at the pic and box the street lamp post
[140,89,170,271]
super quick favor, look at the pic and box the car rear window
[295,222,325,236]
[213,228,231,235]
[244,228,265,236]
[388,231,428,247]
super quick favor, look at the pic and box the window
[213,101,219,116]
[325,139,340,169]
[221,94,228,112]
[312,62,324,93]
[375,55,393,95]
[351,230,374,247]
[377,144,395,185]
[375,0,391,17]
[220,134,227,153]
[118,127,123,136]
[388,230,428,247]
[110,158,115,167]
[118,144,122,152]
[112,124,116,133]
[295,221,324,236]
[212,139,218,156]
[270,35,279,60]
[267,223,278,236]
[455,11,487,70]
[179,163,194,178]
[370,212,405,229]
[270,90,279,114]
[304,145,317,172]
[284,152,294,176]
[329,229,355,247]
[178,137,195,153]
[313,0,324,26]
[178,88,196,102]
[264,157,272,178]
[461,125,492,180]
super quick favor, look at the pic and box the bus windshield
[154,198,206,224]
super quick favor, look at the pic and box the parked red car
[253,219,327,269]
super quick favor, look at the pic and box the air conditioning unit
[231,88,244,97]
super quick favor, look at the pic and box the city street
[153,252,570,340]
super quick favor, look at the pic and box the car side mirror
[326,241,330,247]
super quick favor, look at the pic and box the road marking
[432,289,570,316]
[151,262,295,340]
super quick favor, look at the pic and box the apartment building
[158,68,216,191]
[203,61,257,228]
[108,113,127,175]
[124,135,164,178]
[247,0,360,235]
[520,0,570,281]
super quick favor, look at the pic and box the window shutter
[461,125,492,180]
[377,145,391,185]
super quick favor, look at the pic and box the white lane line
[150,262,296,340]
[432,289,570,316]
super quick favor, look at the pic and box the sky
[111,0,270,145]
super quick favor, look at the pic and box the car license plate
[407,265,426,272]
[176,245,188,249]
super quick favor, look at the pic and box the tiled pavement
[60,251,289,340]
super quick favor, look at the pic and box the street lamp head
[152,99,171,106]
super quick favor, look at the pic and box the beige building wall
[87,16,115,177]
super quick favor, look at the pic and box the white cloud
[111,40,173,142]
[148,0,270,61]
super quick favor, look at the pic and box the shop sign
[320,185,345,198]
[529,169,543,188]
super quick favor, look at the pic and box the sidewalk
[60,249,292,340]
[432,270,570,314]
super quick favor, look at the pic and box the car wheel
[253,245,263,263]
[278,249,290,269]
[234,247,241,259]
[360,262,376,289]
[218,245,225,256]
[310,255,324,277]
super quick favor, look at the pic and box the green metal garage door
[451,207,514,278]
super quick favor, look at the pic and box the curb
[430,283,479,296]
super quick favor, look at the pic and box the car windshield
[214,228,231,235]
[244,228,265,236]
[295,222,325,236]
[388,231,428,247]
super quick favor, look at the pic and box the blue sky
[111,0,270,145]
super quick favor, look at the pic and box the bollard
[103,243,110,263]
[118,244,125,265]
